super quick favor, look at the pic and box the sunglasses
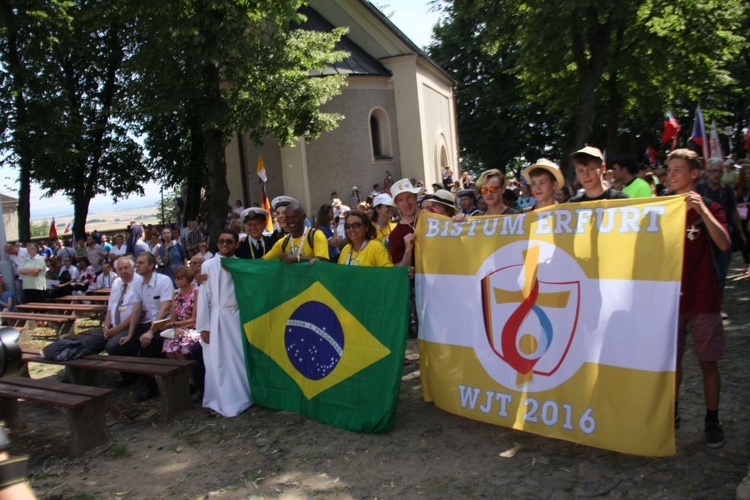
[344,222,364,230]
[479,186,500,194]
[217,238,235,245]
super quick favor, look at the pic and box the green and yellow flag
[223,259,410,433]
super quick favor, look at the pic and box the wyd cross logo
[480,244,581,390]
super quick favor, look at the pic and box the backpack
[281,228,329,260]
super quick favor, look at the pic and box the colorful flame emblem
[481,246,579,387]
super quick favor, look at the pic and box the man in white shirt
[82,257,145,382]
[108,234,127,260]
[49,256,81,298]
[4,243,28,303]
[93,261,117,290]
[133,251,174,401]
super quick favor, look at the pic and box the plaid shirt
[185,229,204,249]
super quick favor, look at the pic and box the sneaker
[705,420,725,448]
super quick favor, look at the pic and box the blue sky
[0,1,443,220]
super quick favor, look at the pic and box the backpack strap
[281,228,316,254]
[307,228,317,248]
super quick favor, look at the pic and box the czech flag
[689,105,709,160]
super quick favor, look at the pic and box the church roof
[299,6,391,77]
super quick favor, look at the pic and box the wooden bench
[22,348,194,421]
[53,295,110,304]
[1,312,77,337]
[0,376,112,456]
[92,288,111,295]
[17,302,106,326]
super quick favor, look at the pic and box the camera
[0,328,22,379]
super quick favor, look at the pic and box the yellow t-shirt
[263,228,330,260]
[338,239,393,267]
[372,221,397,248]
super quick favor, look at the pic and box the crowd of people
[0,147,745,453]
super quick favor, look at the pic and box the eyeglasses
[189,261,201,266]
[217,238,235,245]
[344,222,364,230]
[706,169,723,173]
[479,186,500,194]
[174,275,185,280]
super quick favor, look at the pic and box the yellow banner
[416,196,686,456]
[416,195,685,281]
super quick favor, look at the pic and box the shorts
[677,313,725,362]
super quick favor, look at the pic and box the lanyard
[346,240,369,266]
[289,228,308,257]
[250,238,265,259]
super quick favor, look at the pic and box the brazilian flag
[224,259,410,433]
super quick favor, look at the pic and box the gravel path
[11,255,750,499]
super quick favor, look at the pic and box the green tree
[0,0,71,241]
[1,1,150,239]
[129,0,348,246]
[428,0,558,174]
[430,0,748,178]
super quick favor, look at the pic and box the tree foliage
[1,1,150,239]
[3,0,347,242]
[429,0,749,178]
[128,0,348,246]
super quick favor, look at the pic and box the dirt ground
[7,255,750,499]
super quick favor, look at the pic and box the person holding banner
[338,210,393,267]
[388,178,422,267]
[422,190,458,217]
[667,148,730,448]
[236,207,274,259]
[270,196,295,242]
[569,147,628,202]
[371,193,397,249]
[476,169,517,215]
[196,229,252,417]
[522,158,563,210]
[263,202,329,263]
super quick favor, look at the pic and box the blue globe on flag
[285,301,345,380]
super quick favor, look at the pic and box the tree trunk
[605,25,624,155]
[204,127,229,251]
[1,0,32,241]
[183,116,207,224]
[561,6,613,181]
[16,160,31,242]
[72,194,90,242]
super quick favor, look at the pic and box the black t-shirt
[569,188,629,203]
